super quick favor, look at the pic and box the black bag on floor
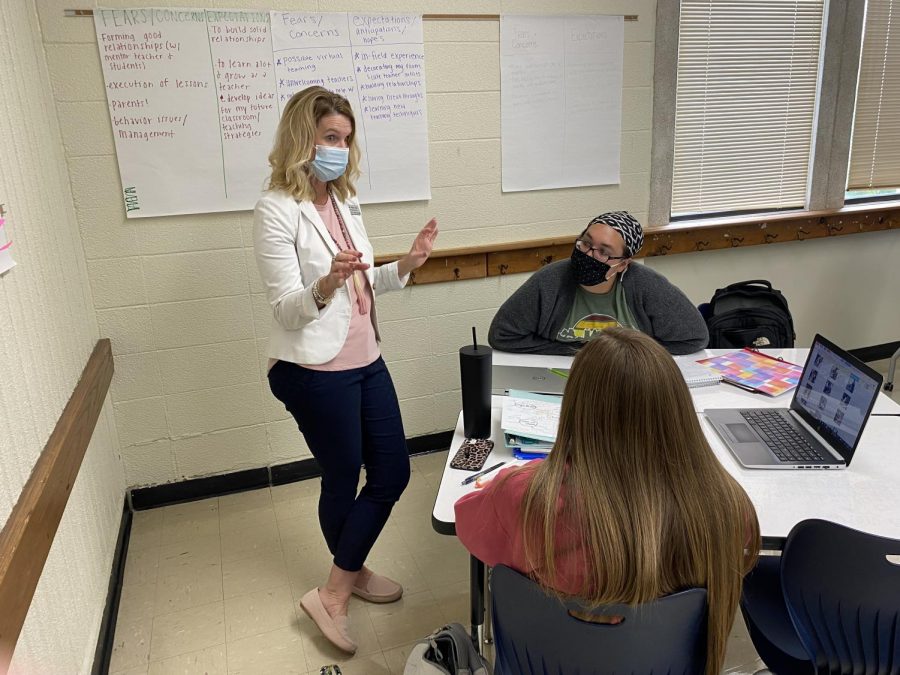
[702,279,796,349]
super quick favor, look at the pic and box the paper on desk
[501,389,561,443]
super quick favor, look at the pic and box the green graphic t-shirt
[557,280,637,342]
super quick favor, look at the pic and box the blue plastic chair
[490,564,708,674]
[741,556,812,673]
[742,519,900,673]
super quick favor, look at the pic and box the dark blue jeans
[267,356,410,572]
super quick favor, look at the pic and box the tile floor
[111,450,769,674]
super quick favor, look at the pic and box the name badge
[348,203,361,216]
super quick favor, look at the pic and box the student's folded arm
[454,483,514,568]
[643,278,709,355]
[488,281,580,355]
[253,199,321,330]
[488,316,580,355]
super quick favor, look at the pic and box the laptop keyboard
[740,410,831,463]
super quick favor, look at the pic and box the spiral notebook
[675,358,723,388]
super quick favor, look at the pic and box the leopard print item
[449,438,494,471]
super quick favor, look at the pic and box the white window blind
[848,0,900,190]
[671,0,825,217]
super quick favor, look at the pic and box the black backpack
[702,280,796,349]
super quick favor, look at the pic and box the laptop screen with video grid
[791,336,882,461]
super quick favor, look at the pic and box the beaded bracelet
[311,278,332,305]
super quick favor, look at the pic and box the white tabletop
[431,398,515,535]
[432,349,900,542]
[700,413,900,542]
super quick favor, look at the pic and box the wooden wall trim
[0,339,114,673]
[376,203,900,285]
[66,10,640,21]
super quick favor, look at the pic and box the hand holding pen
[461,461,506,486]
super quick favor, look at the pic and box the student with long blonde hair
[455,328,760,673]
[254,86,438,653]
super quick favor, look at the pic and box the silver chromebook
[705,334,883,470]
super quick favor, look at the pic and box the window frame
[649,0,867,227]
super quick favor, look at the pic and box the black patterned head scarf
[585,211,644,257]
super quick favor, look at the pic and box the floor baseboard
[92,498,131,675]
[129,430,453,510]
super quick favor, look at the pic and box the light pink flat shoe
[352,571,403,603]
[300,588,357,654]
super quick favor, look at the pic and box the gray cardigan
[488,260,709,356]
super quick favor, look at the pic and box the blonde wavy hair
[513,328,760,674]
[266,86,361,202]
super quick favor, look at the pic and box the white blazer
[253,190,408,365]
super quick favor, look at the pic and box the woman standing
[254,86,438,654]
[456,328,759,673]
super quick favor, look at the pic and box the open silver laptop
[491,365,568,396]
[705,334,883,470]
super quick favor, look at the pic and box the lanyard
[323,192,368,314]
[327,191,356,252]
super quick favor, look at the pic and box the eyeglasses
[574,238,630,264]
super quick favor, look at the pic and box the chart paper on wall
[500,15,623,192]
[95,8,277,218]
[94,8,430,218]
[269,11,431,204]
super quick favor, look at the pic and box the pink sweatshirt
[454,463,589,596]
[456,463,755,599]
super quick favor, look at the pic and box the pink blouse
[303,199,380,371]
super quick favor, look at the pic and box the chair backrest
[490,565,708,675]
[781,519,900,672]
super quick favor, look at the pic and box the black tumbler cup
[459,344,492,439]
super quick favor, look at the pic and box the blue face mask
[311,145,349,182]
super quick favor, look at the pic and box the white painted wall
[35,0,899,489]
[644,230,900,350]
[1,2,126,673]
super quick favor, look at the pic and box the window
[847,0,900,201]
[670,0,826,218]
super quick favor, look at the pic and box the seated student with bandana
[488,211,708,356]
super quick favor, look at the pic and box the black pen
[461,462,506,486]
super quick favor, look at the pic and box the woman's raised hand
[397,218,439,278]
[409,218,438,268]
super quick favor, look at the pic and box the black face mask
[570,246,611,286]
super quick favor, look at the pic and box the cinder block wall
[36,0,654,487]
[37,0,900,489]
[1,2,126,672]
